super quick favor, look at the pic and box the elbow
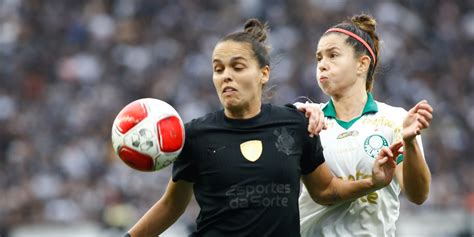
[310,196,333,206]
[410,199,426,205]
[405,178,431,205]
[308,189,338,206]
[406,192,429,205]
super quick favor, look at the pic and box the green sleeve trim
[396,154,404,164]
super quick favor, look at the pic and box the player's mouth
[222,86,238,96]
[319,76,329,82]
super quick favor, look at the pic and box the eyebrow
[316,46,340,55]
[212,56,247,64]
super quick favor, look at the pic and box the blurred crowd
[0,0,473,234]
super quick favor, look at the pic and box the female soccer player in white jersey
[298,14,433,237]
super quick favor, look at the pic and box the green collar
[322,93,378,129]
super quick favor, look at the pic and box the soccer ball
[111,98,185,171]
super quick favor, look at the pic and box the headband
[325,28,376,65]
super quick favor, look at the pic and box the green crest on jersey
[364,134,389,158]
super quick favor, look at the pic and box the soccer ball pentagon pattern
[111,98,185,171]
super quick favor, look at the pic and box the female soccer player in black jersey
[125,18,402,237]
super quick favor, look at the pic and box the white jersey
[299,94,424,237]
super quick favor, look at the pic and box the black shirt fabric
[172,104,325,237]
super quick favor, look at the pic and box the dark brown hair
[220,18,271,68]
[325,14,380,91]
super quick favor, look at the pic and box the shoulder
[265,104,310,137]
[268,103,307,122]
[184,110,222,136]
[375,101,407,120]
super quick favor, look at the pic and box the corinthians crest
[274,127,296,156]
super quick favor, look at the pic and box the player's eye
[233,63,245,71]
[214,66,223,73]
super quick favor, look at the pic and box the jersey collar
[322,92,378,118]
[322,93,378,130]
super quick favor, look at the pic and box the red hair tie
[325,28,376,65]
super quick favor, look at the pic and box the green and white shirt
[299,93,424,237]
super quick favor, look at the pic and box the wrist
[403,137,417,147]
[366,177,378,190]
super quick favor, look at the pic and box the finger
[388,158,396,168]
[392,149,402,159]
[390,142,403,157]
[382,147,394,159]
[295,102,305,111]
[319,111,326,130]
[314,111,324,134]
[417,100,428,106]
[409,100,428,114]
[417,116,430,129]
[389,141,403,151]
[417,109,433,122]
[377,148,392,161]
[377,156,388,165]
[408,104,418,115]
[309,114,318,137]
[308,122,315,137]
[417,102,433,113]
[385,156,396,168]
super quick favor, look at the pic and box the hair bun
[351,14,377,34]
[244,18,269,42]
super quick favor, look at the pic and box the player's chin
[223,98,240,109]
[318,83,332,95]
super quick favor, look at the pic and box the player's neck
[224,101,262,119]
[331,89,367,122]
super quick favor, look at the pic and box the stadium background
[0,0,473,236]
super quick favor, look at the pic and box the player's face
[212,40,269,115]
[315,34,362,97]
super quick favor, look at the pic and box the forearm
[128,180,193,237]
[316,177,376,205]
[128,198,186,237]
[402,138,431,204]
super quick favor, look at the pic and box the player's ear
[357,55,371,76]
[261,65,270,84]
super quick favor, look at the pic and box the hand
[403,100,433,141]
[371,141,403,189]
[295,102,327,137]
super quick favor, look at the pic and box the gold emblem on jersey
[240,140,263,162]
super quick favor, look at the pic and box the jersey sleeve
[392,107,425,164]
[300,124,325,175]
[393,110,405,164]
[172,122,197,183]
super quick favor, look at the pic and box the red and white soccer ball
[111,98,185,171]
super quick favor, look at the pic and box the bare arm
[395,100,433,205]
[395,139,431,205]
[302,142,402,205]
[128,179,193,237]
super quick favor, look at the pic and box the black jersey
[172,103,325,237]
